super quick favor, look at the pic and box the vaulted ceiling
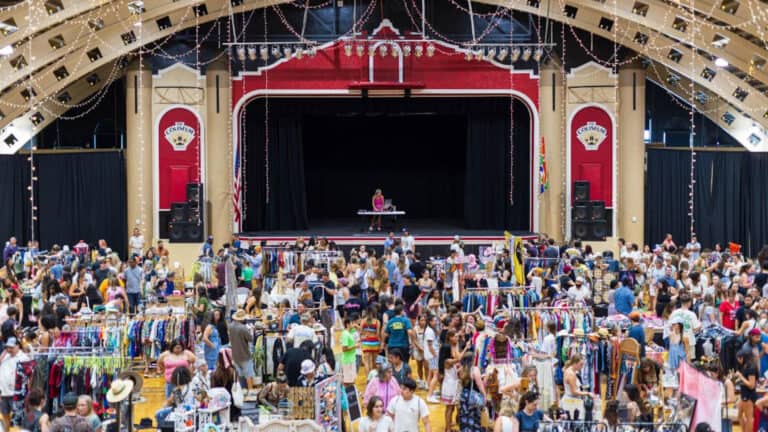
[0,0,766,153]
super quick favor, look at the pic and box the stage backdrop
[645,148,768,257]
[0,152,127,255]
[241,97,531,232]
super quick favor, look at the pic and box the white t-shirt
[387,395,428,432]
[358,415,395,432]
[287,324,318,348]
[568,285,591,302]
[424,327,438,361]
[129,235,144,255]
[541,333,557,365]
[401,236,415,253]
[530,276,543,298]
[0,351,29,396]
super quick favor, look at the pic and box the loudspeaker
[170,203,188,223]
[574,181,590,202]
[187,183,202,204]
[169,221,205,243]
[572,220,590,239]
[572,204,590,221]
[590,200,606,220]
[571,219,609,241]
[591,219,608,240]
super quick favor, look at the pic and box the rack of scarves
[462,288,540,314]
[494,307,594,344]
[14,350,126,424]
[125,314,196,359]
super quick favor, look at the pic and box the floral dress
[459,384,484,432]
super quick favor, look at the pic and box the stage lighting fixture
[465,51,473,61]
[283,46,292,57]
[344,43,352,57]
[392,45,399,57]
[260,46,269,60]
[295,47,304,59]
[379,44,388,57]
[497,47,508,61]
[271,46,281,58]
[426,44,435,57]
[414,44,424,57]
[510,47,521,62]
[485,47,496,61]
[521,47,532,61]
[355,44,364,57]
[368,45,376,57]
[533,47,543,62]
[235,46,246,61]
[308,46,317,57]
[402,44,411,56]
[247,46,257,61]
[473,50,483,61]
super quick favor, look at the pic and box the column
[538,58,566,240]
[618,62,646,244]
[125,61,153,249]
[205,59,233,246]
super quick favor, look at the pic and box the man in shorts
[229,309,255,393]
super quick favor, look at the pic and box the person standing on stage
[370,189,385,232]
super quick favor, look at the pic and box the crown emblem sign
[164,121,196,151]
[576,121,607,151]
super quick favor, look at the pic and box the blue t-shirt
[516,409,544,432]
[628,324,646,357]
[760,334,768,376]
[614,286,635,315]
[386,316,412,348]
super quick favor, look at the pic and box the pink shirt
[373,196,384,210]
[164,357,189,383]
[363,376,401,411]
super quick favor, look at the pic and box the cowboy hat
[118,371,144,394]
[232,309,247,321]
[106,379,134,403]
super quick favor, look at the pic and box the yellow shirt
[99,278,125,300]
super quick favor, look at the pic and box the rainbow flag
[539,137,549,195]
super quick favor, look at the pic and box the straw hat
[118,371,144,394]
[106,379,134,403]
[232,309,247,321]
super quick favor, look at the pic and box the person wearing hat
[298,359,318,387]
[627,311,646,357]
[0,336,29,430]
[48,393,91,432]
[229,309,256,393]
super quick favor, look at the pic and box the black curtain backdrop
[0,152,126,255]
[243,97,531,232]
[645,148,768,256]
[0,156,33,246]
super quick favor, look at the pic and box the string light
[263,6,270,205]
[688,0,697,237]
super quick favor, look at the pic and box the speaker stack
[571,181,609,241]
[169,183,205,243]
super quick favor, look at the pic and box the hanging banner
[569,106,614,207]
[157,107,202,210]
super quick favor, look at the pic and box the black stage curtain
[0,156,33,245]
[242,97,531,231]
[0,152,126,255]
[645,148,768,257]
[244,108,309,231]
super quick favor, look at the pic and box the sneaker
[427,395,440,404]
[418,380,428,390]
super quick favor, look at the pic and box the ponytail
[564,353,582,369]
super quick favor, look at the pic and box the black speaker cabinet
[170,202,188,223]
[572,220,591,239]
[590,200,606,220]
[591,219,609,240]
[572,219,609,241]
[572,204,590,221]
[574,181,590,202]
[187,183,202,204]
[169,221,205,243]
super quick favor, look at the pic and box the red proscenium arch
[231,21,541,232]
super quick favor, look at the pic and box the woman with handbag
[458,351,486,432]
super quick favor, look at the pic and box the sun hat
[232,309,247,321]
[106,379,134,403]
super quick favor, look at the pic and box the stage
[238,218,536,256]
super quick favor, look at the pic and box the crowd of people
[0,228,765,432]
